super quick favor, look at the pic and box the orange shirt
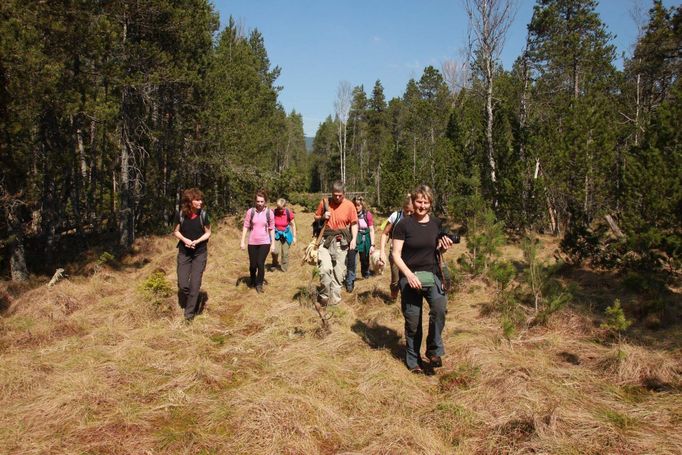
[315,197,358,230]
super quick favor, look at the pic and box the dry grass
[0,209,680,454]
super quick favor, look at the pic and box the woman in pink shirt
[240,189,275,293]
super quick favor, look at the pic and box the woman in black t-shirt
[173,188,211,322]
[392,185,453,374]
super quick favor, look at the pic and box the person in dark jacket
[173,188,211,322]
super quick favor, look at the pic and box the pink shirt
[273,208,294,231]
[243,208,274,245]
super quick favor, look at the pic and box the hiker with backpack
[173,188,211,322]
[344,196,375,292]
[391,185,453,374]
[314,181,358,306]
[379,194,414,299]
[271,198,296,272]
[240,189,275,293]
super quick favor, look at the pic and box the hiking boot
[256,284,264,294]
[346,282,354,293]
[428,354,442,368]
[318,296,329,307]
[390,289,399,300]
[409,366,424,375]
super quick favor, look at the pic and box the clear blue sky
[212,0,679,136]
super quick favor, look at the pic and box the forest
[1,0,680,280]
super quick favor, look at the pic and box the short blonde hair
[276,198,287,209]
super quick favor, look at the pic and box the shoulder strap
[249,208,255,230]
[179,210,184,225]
[286,208,292,223]
[200,209,208,228]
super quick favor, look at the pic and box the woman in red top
[271,198,297,272]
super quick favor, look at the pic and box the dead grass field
[1,208,680,454]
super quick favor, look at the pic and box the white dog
[369,250,385,275]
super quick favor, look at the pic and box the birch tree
[335,81,352,184]
[464,0,516,204]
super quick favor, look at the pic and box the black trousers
[248,244,270,286]
[177,248,207,319]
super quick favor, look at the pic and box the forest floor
[0,208,680,454]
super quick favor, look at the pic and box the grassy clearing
[0,209,680,454]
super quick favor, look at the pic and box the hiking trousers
[345,249,370,287]
[399,275,447,370]
[317,240,348,305]
[272,237,290,271]
[248,244,270,287]
[177,248,208,319]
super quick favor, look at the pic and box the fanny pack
[414,271,436,288]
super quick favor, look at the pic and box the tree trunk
[6,200,28,281]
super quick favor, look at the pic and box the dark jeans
[248,244,270,286]
[177,248,208,319]
[345,249,370,286]
[399,275,447,369]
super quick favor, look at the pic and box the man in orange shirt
[315,181,358,306]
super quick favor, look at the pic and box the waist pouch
[414,271,436,288]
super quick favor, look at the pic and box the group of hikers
[173,181,455,374]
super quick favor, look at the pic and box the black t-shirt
[174,210,210,254]
[392,215,441,275]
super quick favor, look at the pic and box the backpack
[179,208,208,228]
[381,210,404,238]
[249,207,272,233]
[311,198,330,238]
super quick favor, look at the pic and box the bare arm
[391,239,421,289]
[173,224,193,248]
[379,222,393,263]
[350,222,358,250]
[240,226,249,250]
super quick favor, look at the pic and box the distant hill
[305,136,314,152]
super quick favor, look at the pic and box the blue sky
[212,0,679,136]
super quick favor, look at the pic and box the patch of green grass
[598,408,636,430]
[210,334,226,346]
[439,363,481,392]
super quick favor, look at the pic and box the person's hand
[240,241,246,251]
[369,245,375,254]
[406,272,422,290]
[270,244,276,253]
[438,235,453,252]
[324,211,330,220]
[350,239,356,251]
[183,238,193,249]
[190,240,197,249]
[292,236,297,245]
[379,252,387,265]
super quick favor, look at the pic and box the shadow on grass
[557,266,682,351]
[357,288,395,305]
[351,319,403,361]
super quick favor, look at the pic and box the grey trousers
[399,275,447,369]
[177,248,207,319]
[272,238,290,271]
[317,240,348,304]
